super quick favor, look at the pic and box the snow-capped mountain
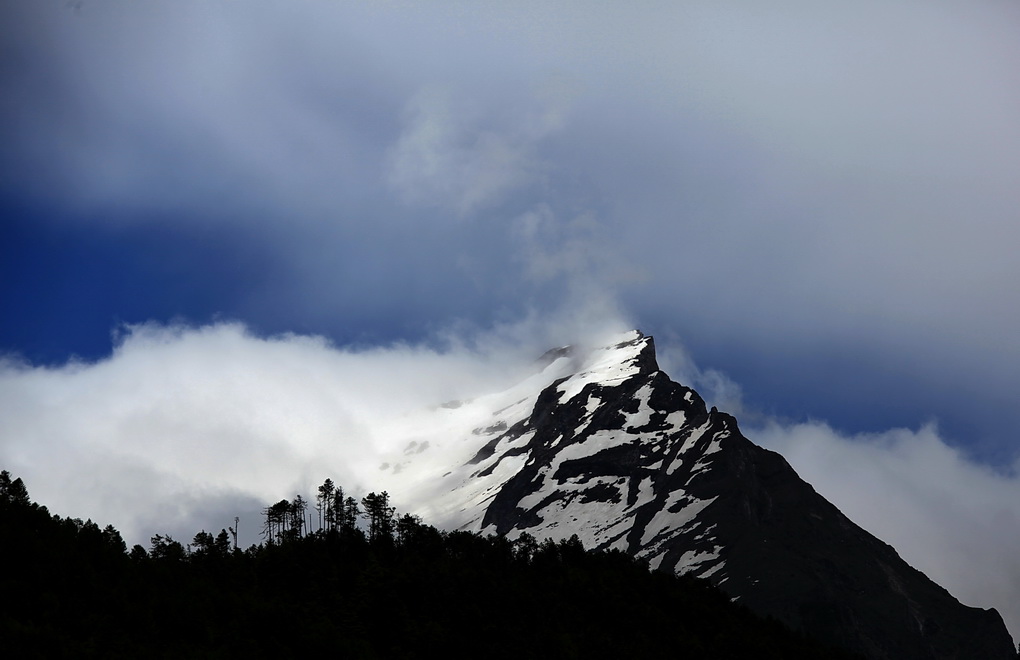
[374,331,1014,659]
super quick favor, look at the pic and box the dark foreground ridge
[0,470,858,659]
[469,331,1016,660]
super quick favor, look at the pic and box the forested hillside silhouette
[0,470,860,659]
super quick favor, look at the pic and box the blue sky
[3,0,1020,637]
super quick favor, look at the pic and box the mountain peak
[553,330,659,403]
[380,332,1015,658]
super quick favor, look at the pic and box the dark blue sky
[2,202,269,362]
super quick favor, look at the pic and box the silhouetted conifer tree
[263,499,291,543]
[316,478,335,532]
[513,532,539,563]
[0,469,30,505]
[395,513,422,545]
[361,491,395,543]
[215,528,231,555]
[102,524,127,554]
[149,534,186,561]
[341,496,360,537]
[289,495,307,539]
[328,484,346,533]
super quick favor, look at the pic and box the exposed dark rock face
[467,331,1014,659]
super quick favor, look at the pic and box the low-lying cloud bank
[1,319,1018,640]
[0,314,628,544]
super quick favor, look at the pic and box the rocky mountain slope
[377,331,1014,659]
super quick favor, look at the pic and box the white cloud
[0,322,485,545]
[0,314,625,548]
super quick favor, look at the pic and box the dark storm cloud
[9,2,1018,369]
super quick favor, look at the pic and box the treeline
[258,479,402,545]
[139,480,405,561]
[0,470,862,659]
